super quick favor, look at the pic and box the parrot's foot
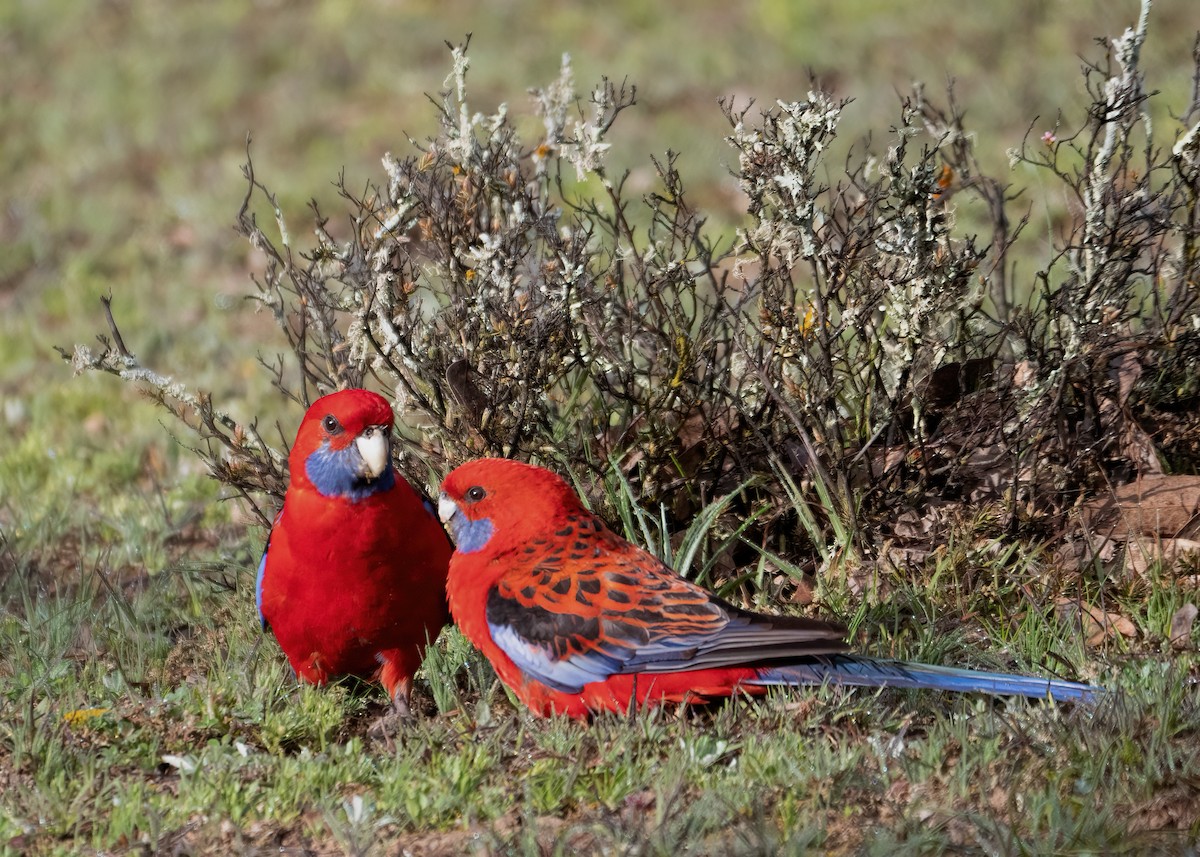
[367,688,413,742]
[391,691,412,718]
[367,712,405,741]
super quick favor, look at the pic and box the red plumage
[438,458,845,718]
[438,458,1100,718]
[256,389,452,711]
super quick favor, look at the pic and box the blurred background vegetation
[3,0,1198,581]
[0,0,1193,593]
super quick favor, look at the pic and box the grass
[4,0,1200,853]
[3,485,1197,852]
[2,561,1197,853]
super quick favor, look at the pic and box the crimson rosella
[437,458,1100,718]
[256,389,452,713]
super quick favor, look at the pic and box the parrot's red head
[289,389,397,502]
[438,459,585,555]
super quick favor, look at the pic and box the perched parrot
[256,389,453,714]
[438,458,1101,718]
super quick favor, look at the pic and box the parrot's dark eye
[465,486,486,503]
[322,415,343,435]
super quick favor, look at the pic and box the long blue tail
[749,655,1100,703]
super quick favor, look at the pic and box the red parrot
[438,458,1100,719]
[256,389,452,713]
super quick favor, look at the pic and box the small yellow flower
[62,707,110,728]
[800,305,816,338]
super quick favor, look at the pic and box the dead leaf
[1082,475,1200,539]
[1120,419,1164,477]
[878,445,908,474]
[1055,597,1138,647]
[892,510,929,540]
[1012,360,1038,389]
[789,576,815,606]
[1122,537,1200,578]
[1169,603,1198,649]
[841,561,888,602]
[444,358,487,425]
[1069,534,1119,567]
[1127,784,1200,832]
[880,544,932,570]
[1108,351,1143,407]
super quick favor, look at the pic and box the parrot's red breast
[256,389,452,710]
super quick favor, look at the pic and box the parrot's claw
[367,712,402,741]
[367,688,414,742]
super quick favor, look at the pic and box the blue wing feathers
[256,547,269,631]
[750,655,1100,703]
[257,509,282,632]
[489,620,626,692]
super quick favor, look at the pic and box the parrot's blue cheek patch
[453,516,494,554]
[305,442,395,501]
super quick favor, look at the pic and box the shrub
[64,9,1200,590]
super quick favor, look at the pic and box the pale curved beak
[354,426,391,479]
[437,494,459,525]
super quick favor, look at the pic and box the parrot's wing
[255,547,269,631]
[256,509,284,632]
[485,539,847,694]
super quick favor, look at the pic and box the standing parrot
[437,458,1101,718]
[256,389,453,714]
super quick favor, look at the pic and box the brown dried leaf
[789,576,815,606]
[1120,419,1165,477]
[1127,785,1200,832]
[842,562,888,602]
[1012,359,1038,389]
[880,445,908,474]
[880,543,932,570]
[1055,597,1138,647]
[1169,603,1198,649]
[988,784,1010,815]
[1083,475,1200,539]
[445,358,487,425]
[892,510,929,541]
[1108,351,1143,407]
[1123,537,1200,578]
